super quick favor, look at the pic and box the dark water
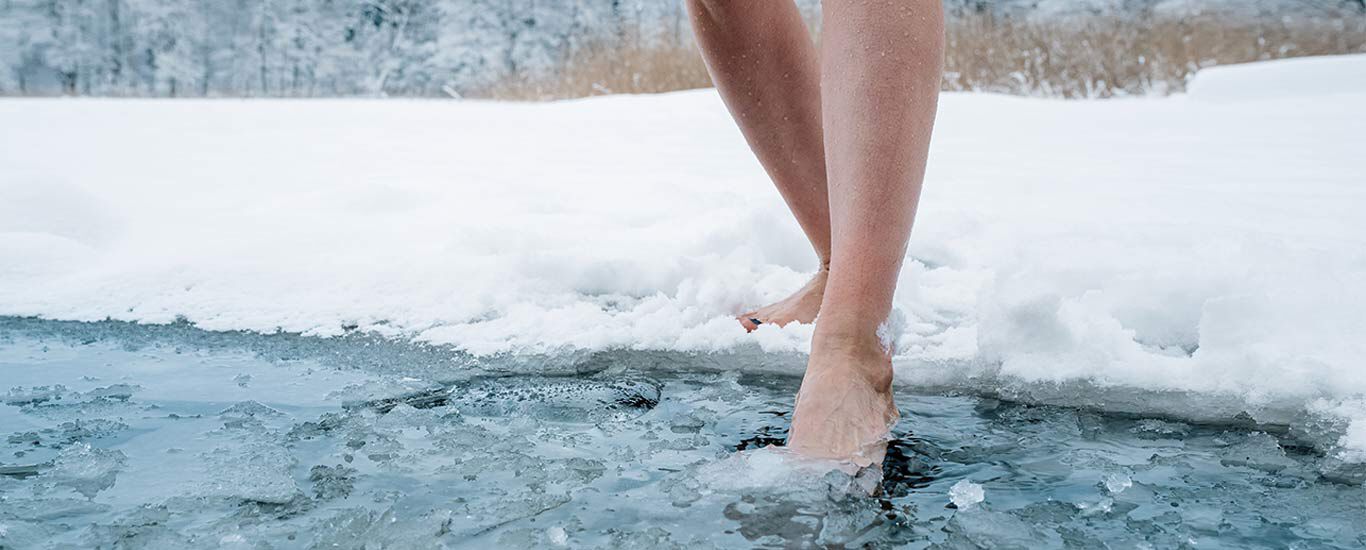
[0,318,1362,549]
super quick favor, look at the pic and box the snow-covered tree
[0,0,1356,97]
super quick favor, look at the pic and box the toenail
[749,318,763,326]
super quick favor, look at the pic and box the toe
[738,315,763,332]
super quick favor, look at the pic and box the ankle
[807,268,829,288]
[809,326,893,386]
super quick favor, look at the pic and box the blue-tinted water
[0,318,1362,548]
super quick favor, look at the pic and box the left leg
[786,0,944,466]
[684,0,832,332]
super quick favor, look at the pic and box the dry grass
[479,38,714,100]
[944,13,1366,97]
[479,12,1366,100]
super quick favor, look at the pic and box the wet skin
[688,0,944,465]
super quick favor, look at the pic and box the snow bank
[1186,54,1366,101]
[2,55,1364,457]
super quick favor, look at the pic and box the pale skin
[686,0,943,465]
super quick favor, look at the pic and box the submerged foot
[786,331,898,469]
[739,269,827,332]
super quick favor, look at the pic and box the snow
[1186,54,1366,101]
[2,55,1365,458]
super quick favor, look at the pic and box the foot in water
[739,268,828,331]
[785,330,898,470]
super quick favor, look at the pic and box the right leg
[686,0,831,331]
[786,0,944,467]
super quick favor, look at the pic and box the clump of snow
[949,480,985,509]
[2,55,1365,458]
[876,309,907,355]
[1335,414,1366,463]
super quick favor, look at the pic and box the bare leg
[686,0,831,331]
[786,0,944,466]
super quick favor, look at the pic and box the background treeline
[0,0,1362,98]
[0,0,740,97]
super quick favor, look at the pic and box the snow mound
[1186,54,1366,101]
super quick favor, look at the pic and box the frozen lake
[2,317,1362,548]
[2,55,1365,547]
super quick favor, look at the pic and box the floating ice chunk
[662,473,706,507]
[697,447,880,496]
[218,400,285,419]
[944,506,1041,546]
[5,384,141,407]
[200,443,300,504]
[358,377,662,423]
[1131,419,1190,440]
[949,479,985,509]
[0,463,46,479]
[306,506,459,548]
[0,519,49,550]
[1102,473,1132,494]
[373,402,444,432]
[309,464,358,500]
[218,400,289,431]
[219,533,252,549]
[4,385,68,406]
[700,449,792,489]
[79,384,139,401]
[1218,432,1299,474]
[47,443,126,499]
[546,526,569,546]
[20,418,130,449]
[669,412,707,434]
[1077,497,1114,517]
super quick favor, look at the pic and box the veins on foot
[785,332,898,469]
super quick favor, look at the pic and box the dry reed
[479,11,1366,100]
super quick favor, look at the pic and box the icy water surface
[1,318,1362,549]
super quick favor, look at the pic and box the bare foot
[786,331,898,469]
[739,268,827,332]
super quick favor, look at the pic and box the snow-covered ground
[2,55,1364,458]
